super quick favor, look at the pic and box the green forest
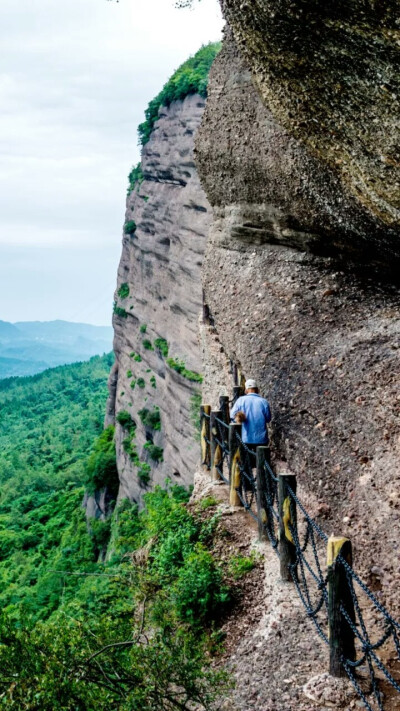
[0,356,232,709]
[0,354,114,620]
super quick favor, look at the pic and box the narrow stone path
[192,472,362,711]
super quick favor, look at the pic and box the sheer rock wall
[195,29,400,614]
[110,94,210,505]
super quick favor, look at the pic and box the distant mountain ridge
[0,320,113,379]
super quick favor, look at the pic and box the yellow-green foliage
[0,354,231,709]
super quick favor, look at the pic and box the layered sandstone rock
[110,94,210,505]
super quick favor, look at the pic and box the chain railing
[338,556,400,711]
[200,396,400,710]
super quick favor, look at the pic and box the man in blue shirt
[230,379,271,446]
[230,379,271,487]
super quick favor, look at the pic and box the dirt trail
[192,471,398,711]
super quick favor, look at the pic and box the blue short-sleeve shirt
[230,393,271,444]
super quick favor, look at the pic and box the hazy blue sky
[0,0,223,326]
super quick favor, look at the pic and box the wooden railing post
[278,473,297,581]
[210,410,222,482]
[229,423,242,506]
[219,395,230,447]
[200,405,211,470]
[232,385,244,405]
[327,536,356,677]
[256,447,270,542]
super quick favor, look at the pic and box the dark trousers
[242,443,270,490]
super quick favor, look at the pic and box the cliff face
[196,29,400,613]
[196,27,399,271]
[109,94,210,504]
[218,0,400,266]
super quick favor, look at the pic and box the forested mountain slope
[0,354,114,619]
[0,355,236,710]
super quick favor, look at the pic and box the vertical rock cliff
[195,25,400,614]
[107,46,219,504]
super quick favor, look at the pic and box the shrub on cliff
[85,426,119,497]
[143,442,164,463]
[166,357,203,383]
[124,220,137,235]
[190,391,202,436]
[118,283,130,299]
[138,406,161,431]
[138,461,151,486]
[116,410,136,432]
[154,337,169,357]
[113,302,128,318]
[127,162,144,195]
[138,42,221,145]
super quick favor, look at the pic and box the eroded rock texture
[196,30,400,613]
[219,0,400,265]
[110,95,210,505]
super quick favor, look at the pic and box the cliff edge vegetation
[137,42,221,146]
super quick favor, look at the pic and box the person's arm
[230,399,239,422]
[264,401,271,423]
[231,398,246,424]
[230,398,245,421]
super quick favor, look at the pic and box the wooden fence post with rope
[278,473,298,581]
[200,405,211,471]
[327,536,356,677]
[229,423,242,506]
[210,410,223,482]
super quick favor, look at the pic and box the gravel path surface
[192,471,397,711]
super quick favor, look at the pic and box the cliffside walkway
[201,392,400,711]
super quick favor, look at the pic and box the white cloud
[0,0,223,323]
